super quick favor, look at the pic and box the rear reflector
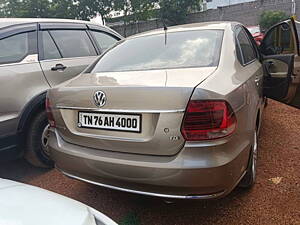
[181,100,237,141]
[46,97,56,128]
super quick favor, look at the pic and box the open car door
[260,17,300,109]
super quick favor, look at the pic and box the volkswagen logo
[93,91,106,107]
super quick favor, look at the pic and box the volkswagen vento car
[0,18,122,168]
[0,178,117,225]
[47,19,300,199]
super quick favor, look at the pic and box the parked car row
[0,17,299,224]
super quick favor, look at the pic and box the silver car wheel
[41,124,50,156]
[251,130,258,181]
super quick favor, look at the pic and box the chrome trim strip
[56,106,185,113]
[40,55,98,63]
[58,168,225,200]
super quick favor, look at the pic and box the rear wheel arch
[17,91,54,168]
[18,91,47,136]
[238,108,261,188]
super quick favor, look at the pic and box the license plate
[78,111,141,133]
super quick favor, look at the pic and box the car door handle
[255,76,261,86]
[51,64,67,72]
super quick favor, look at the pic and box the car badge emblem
[93,91,106,107]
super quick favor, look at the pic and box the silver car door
[0,24,49,149]
[38,23,98,87]
[260,18,300,109]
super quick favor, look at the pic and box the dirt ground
[0,99,299,225]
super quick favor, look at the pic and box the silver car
[0,178,117,225]
[47,19,300,199]
[0,18,122,167]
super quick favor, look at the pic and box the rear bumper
[49,129,251,199]
[59,168,229,199]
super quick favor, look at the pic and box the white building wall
[205,0,256,9]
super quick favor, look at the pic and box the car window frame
[0,23,38,66]
[89,30,119,54]
[235,25,258,66]
[242,26,261,61]
[38,30,63,61]
[38,23,98,61]
[260,19,299,56]
[87,26,121,54]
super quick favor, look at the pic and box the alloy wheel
[41,124,50,156]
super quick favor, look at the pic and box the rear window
[92,30,223,73]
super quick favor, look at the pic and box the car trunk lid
[50,67,216,156]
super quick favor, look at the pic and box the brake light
[181,100,237,141]
[46,97,56,128]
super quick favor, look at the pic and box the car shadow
[0,158,50,182]
[0,156,253,225]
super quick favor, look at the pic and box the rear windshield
[92,29,224,73]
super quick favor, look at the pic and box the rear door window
[0,32,30,64]
[90,31,118,52]
[236,27,257,65]
[41,31,61,60]
[49,30,97,58]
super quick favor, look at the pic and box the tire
[239,130,258,188]
[24,110,54,168]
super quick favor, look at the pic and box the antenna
[163,21,168,45]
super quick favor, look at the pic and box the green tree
[75,0,114,20]
[259,10,289,31]
[112,0,157,35]
[0,0,53,18]
[22,0,52,17]
[0,0,114,20]
[158,0,202,25]
[49,0,77,19]
[130,0,157,22]
[0,0,23,17]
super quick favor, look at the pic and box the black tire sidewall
[26,111,54,167]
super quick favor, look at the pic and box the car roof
[0,18,106,29]
[128,21,240,39]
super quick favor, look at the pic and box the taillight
[181,100,237,141]
[46,97,56,128]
